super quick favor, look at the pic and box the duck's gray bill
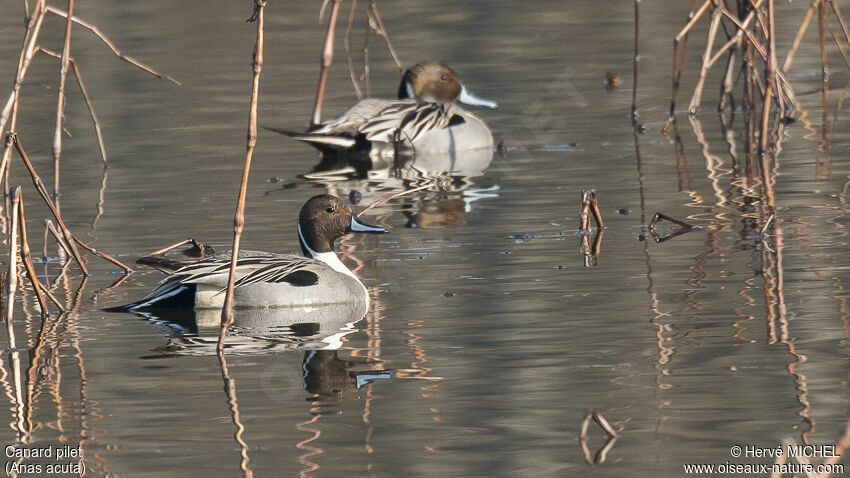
[458,85,498,109]
[349,216,389,233]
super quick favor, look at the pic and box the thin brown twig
[44,219,72,258]
[311,0,342,128]
[15,190,64,314]
[369,0,403,70]
[344,0,363,100]
[649,212,698,229]
[12,187,46,315]
[45,6,181,85]
[0,0,48,180]
[52,0,75,202]
[72,238,132,272]
[356,183,432,218]
[219,0,267,353]
[8,133,88,274]
[148,238,204,256]
[38,47,108,165]
[4,189,20,350]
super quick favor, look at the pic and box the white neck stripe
[298,222,357,279]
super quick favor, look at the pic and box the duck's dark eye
[325,206,335,213]
[440,74,448,81]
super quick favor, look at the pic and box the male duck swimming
[108,195,387,311]
[272,62,497,158]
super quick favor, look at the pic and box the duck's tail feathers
[101,284,197,312]
[262,126,358,150]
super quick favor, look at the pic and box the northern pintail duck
[272,62,497,158]
[108,195,387,311]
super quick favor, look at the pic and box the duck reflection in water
[305,145,499,229]
[302,350,394,400]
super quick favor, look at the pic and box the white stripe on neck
[404,80,415,99]
[298,222,357,279]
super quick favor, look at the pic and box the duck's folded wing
[358,101,465,144]
[132,255,319,308]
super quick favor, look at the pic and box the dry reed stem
[5,189,20,350]
[579,190,603,232]
[38,47,108,165]
[689,10,722,113]
[356,182,432,218]
[12,188,47,315]
[52,0,75,201]
[311,0,342,128]
[649,212,697,229]
[667,0,711,120]
[0,1,47,180]
[218,0,267,353]
[362,9,371,96]
[148,238,204,256]
[578,411,619,464]
[783,2,815,72]
[44,219,72,258]
[829,23,850,69]
[368,1,403,70]
[72,238,131,272]
[631,0,640,124]
[831,0,850,52]
[8,133,88,274]
[579,191,591,232]
[344,0,363,101]
[44,6,181,85]
[21,220,64,312]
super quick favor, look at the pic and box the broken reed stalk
[631,0,639,124]
[52,0,75,202]
[0,0,47,177]
[44,6,180,85]
[38,47,107,165]
[311,0,342,128]
[72,238,131,272]
[10,134,130,273]
[648,212,697,229]
[344,0,363,101]
[44,219,72,258]
[356,182,432,218]
[148,238,205,257]
[578,190,604,233]
[218,0,267,353]
[368,0,403,70]
[15,189,65,314]
[4,189,20,350]
[8,133,88,274]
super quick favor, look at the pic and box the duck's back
[140,251,369,309]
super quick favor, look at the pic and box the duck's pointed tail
[262,126,358,152]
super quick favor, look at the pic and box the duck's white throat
[298,223,358,280]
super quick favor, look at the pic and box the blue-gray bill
[458,85,498,109]
[348,216,389,234]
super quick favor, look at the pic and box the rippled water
[1,0,849,476]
